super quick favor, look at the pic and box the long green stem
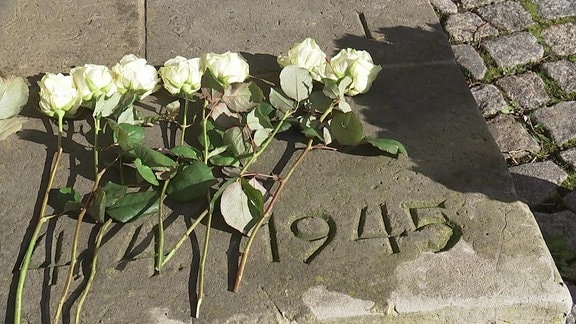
[180,98,189,146]
[161,209,209,267]
[14,112,64,324]
[93,116,101,177]
[155,179,171,273]
[240,110,292,175]
[233,138,314,292]
[53,168,106,323]
[74,218,112,324]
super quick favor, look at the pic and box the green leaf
[93,92,122,118]
[280,65,313,102]
[87,187,107,223]
[322,78,340,99]
[206,145,229,160]
[249,82,265,103]
[107,191,160,223]
[302,126,324,141]
[0,116,27,141]
[309,91,333,113]
[167,162,216,202]
[134,157,160,186]
[241,178,264,214]
[57,187,82,213]
[269,87,296,112]
[253,128,271,147]
[170,144,202,161]
[223,126,249,157]
[0,75,28,120]
[330,111,364,146]
[201,70,224,100]
[133,144,177,171]
[108,120,145,152]
[222,82,257,112]
[209,153,240,167]
[365,137,407,155]
[101,181,128,207]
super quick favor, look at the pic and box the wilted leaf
[223,126,249,157]
[253,128,271,146]
[166,162,216,202]
[0,75,28,120]
[222,82,257,112]
[330,111,364,146]
[107,191,160,223]
[0,116,27,141]
[269,87,296,112]
[365,137,407,155]
[210,102,241,128]
[87,187,107,223]
[280,65,312,102]
[221,180,256,235]
[94,92,122,118]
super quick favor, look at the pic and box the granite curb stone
[486,114,540,160]
[476,0,535,33]
[451,44,487,80]
[482,32,544,69]
[444,12,499,43]
[510,160,569,207]
[470,83,508,117]
[541,23,576,57]
[534,101,576,146]
[496,71,550,110]
[543,60,576,94]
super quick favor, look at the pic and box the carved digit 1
[290,213,334,264]
[263,213,280,262]
[354,204,399,254]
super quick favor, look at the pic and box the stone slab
[0,0,572,323]
[0,0,145,77]
[146,0,454,69]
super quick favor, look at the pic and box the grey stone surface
[477,1,535,32]
[483,32,544,69]
[533,0,576,20]
[429,0,458,14]
[534,210,576,251]
[0,0,572,323]
[543,60,576,94]
[561,148,576,169]
[564,191,576,214]
[444,12,499,43]
[510,161,568,207]
[486,114,541,160]
[452,44,487,80]
[0,0,144,77]
[542,23,576,57]
[460,0,505,10]
[535,102,576,146]
[470,83,508,117]
[147,0,455,68]
[496,71,550,110]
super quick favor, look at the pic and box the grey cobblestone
[452,44,487,80]
[460,0,505,10]
[429,0,458,14]
[534,101,576,146]
[533,0,576,20]
[510,160,568,207]
[487,114,541,160]
[482,32,544,69]
[560,148,576,169]
[445,12,499,43]
[543,60,576,94]
[470,83,508,117]
[496,71,550,110]
[533,210,576,250]
[542,23,576,57]
[477,1,535,33]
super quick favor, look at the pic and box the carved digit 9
[290,213,335,264]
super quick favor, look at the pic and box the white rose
[159,56,203,96]
[38,73,82,118]
[0,74,29,120]
[326,48,382,96]
[277,38,327,81]
[112,54,160,99]
[201,52,249,85]
[71,64,117,102]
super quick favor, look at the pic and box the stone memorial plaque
[0,0,571,323]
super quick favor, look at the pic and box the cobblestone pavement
[430,0,576,319]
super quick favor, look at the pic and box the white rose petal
[277,38,327,81]
[71,64,117,102]
[159,56,203,96]
[201,52,249,85]
[326,48,381,96]
[112,54,160,99]
[38,73,82,118]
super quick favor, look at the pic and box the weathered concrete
[0,0,571,323]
